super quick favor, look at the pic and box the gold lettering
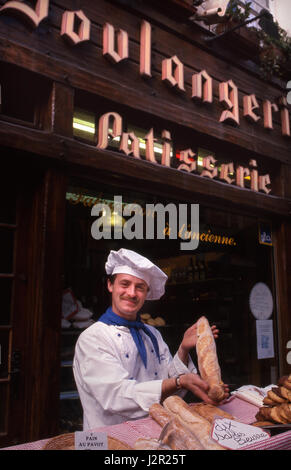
[192,70,213,103]
[140,20,152,78]
[243,94,261,122]
[0,0,49,28]
[263,100,279,130]
[162,55,185,92]
[219,162,235,184]
[103,22,128,63]
[97,112,122,149]
[177,149,196,172]
[61,10,91,45]
[249,159,259,192]
[201,156,218,179]
[236,165,250,188]
[144,128,157,163]
[219,80,239,125]
[277,96,291,137]
[119,132,140,158]
[161,130,172,167]
[259,174,272,194]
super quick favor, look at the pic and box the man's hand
[179,373,217,404]
[178,322,219,364]
[180,374,230,404]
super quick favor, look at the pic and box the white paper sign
[256,319,275,359]
[75,431,108,450]
[211,419,270,450]
[249,282,273,320]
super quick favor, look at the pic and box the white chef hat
[105,248,168,300]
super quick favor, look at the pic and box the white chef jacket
[73,321,197,430]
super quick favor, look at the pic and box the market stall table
[1,397,291,450]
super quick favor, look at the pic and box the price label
[75,432,108,450]
[211,419,270,450]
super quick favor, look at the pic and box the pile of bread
[254,374,291,426]
[134,397,233,450]
[43,399,233,450]
[140,313,166,326]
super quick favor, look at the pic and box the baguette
[149,403,203,450]
[190,403,234,423]
[196,316,225,402]
[163,396,225,450]
[149,402,172,428]
[159,418,204,450]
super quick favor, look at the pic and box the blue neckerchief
[98,307,160,368]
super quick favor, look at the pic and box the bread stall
[2,317,291,451]
[0,0,290,448]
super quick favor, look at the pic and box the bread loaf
[159,418,204,450]
[255,375,291,425]
[149,402,172,428]
[190,403,234,423]
[149,403,203,450]
[108,436,133,450]
[196,316,225,402]
[163,396,225,450]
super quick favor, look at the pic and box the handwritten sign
[211,419,270,450]
[75,431,108,450]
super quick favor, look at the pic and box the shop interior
[59,177,278,433]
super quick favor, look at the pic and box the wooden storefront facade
[0,0,290,446]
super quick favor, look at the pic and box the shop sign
[0,1,290,139]
[66,192,238,247]
[97,111,272,194]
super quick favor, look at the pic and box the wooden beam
[0,118,289,217]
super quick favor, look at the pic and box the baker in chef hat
[105,248,168,300]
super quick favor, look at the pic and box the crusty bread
[149,403,203,450]
[196,316,225,402]
[190,403,234,423]
[267,389,287,404]
[256,403,291,424]
[163,396,225,450]
[251,420,274,427]
[159,417,204,450]
[149,402,172,428]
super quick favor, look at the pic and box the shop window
[59,177,278,431]
[0,62,50,126]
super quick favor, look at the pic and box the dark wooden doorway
[0,156,66,447]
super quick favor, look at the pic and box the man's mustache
[121,296,138,303]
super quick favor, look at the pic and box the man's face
[107,273,149,320]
